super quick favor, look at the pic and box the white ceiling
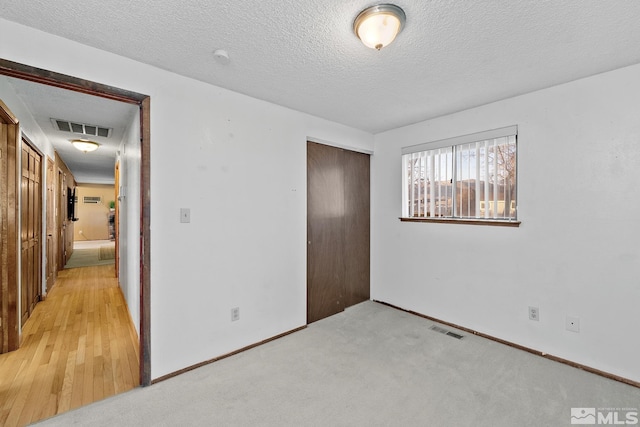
[1,0,640,180]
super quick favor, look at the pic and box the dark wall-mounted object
[67,187,78,221]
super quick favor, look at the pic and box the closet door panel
[307,142,345,323]
[344,149,370,308]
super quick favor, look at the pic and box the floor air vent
[51,118,112,138]
[430,325,464,339]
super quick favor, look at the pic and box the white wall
[372,63,640,382]
[117,111,141,334]
[0,18,373,379]
[0,76,55,160]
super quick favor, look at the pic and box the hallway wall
[0,77,55,159]
[117,110,141,335]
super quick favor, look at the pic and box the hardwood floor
[0,264,139,426]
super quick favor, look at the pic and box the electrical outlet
[566,316,580,333]
[231,307,240,322]
[528,306,539,321]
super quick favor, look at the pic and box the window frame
[400,126,520,227]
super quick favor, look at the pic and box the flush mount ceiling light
[71,139,99,153]
[353,4,406,50]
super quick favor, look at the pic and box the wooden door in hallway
[114,161,120,278]
[20,138,43,324]
[0,122,3,349]
[307,142,370,324]
[45,157,55,292]
[57,171,67,269]
[0,99,20,353]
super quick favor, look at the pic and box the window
[402,126,517,221]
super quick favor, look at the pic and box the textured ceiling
[1,1,640,135]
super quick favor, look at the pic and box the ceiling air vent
[56,121,71,132]
[51,118,112,138]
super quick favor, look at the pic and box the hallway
[0,264,139,426]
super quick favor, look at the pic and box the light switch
[180,208,190,223]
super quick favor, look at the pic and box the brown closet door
[344,150,370,308]
[307,142,346,323]
[307,142,370,324]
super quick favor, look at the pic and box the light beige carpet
[34,301,640,427]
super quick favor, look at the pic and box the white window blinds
[402,126,517,220]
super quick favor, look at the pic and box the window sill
[399,217,521,227]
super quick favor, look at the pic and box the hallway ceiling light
[71,139,99,153]
[353,4,406,50]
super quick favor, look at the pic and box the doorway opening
[0,58,151,418]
